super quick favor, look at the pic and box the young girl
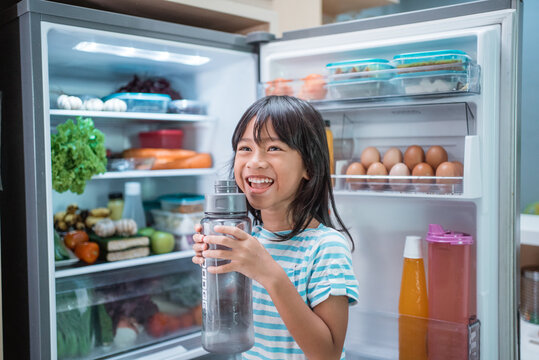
[192,95,359,360]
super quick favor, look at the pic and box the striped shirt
[243,224,359,360]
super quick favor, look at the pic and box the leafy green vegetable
[51,117,107,194]
[54,230,70,261]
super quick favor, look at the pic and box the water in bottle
[201,180,254,354]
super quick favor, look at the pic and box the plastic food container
[391,50,470,75]
[168,100,207,115]
[391,73,469,95]
[327,79,394,99]
[159,193,205,213]
[151,209,204,236]
[139,129,184,149]
[102,93,170,113]
[326,59,394,80]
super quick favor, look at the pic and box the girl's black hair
[231,95,354,250]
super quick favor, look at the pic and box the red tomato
[64,230,89,250]
[147,313,168,338]
[74,242,99,264]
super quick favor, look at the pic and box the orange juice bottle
[325,120,334,178]
[398,235,428,360]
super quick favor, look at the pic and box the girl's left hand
[202,225,278,284]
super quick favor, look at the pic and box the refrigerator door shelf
[345,308,480,360]
[333,135,481,199]
[260,63,480,103]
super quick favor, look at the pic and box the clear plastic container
[150,209,204,236]
[327,79,394,99]
[159,193,205,213]
[391,72,469,95]
[138,129,184,149]
[201,180,254,354]
[168,100,207,115]
[391,50,470,75]
[102,93,170,113]
[426,224,474,360]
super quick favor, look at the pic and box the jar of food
[107,192,124,221]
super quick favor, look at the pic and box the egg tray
[333,175,463,194]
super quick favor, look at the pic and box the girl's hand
[201,225,279,284]
[192,224,206,266]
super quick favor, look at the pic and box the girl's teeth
[248,177,273,184]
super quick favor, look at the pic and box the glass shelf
[49,109,215,125]
[91,168,216,180]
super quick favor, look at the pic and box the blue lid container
[326,58,394,81]
[102,92,171,113]
[392,50,470,77]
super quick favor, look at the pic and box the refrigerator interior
[41,21,257,359]
[260,17,502,360]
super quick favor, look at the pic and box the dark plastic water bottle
[201,180,254,354]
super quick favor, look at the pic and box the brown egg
[345,162,366,190]
[360,147,381,169]
[404,145,425,170]
[436,162,460,193]
[367,162,388,190]
[425,146,448,171]
[412,162,434,192]
[382,147,403,172]
[389,162,411,191]
[452,161,464,177]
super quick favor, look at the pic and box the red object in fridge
[426,224,475,360]
[139,129,184,149]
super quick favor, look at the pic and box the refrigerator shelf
[92,168,216,180]
[55,250,195,279]
[346,308,480,360]
[49,109,216,125]
[332,174,464,196]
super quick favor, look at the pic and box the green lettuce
[51,117,107,194]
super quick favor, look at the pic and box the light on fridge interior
[73,41,210,66]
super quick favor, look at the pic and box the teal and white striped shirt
[243,224,359,360]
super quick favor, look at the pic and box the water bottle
[122,182,146,230]
[201,180,254,354]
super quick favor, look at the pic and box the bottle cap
[205,179,247,214]
[403,236,423,259]
[124,182,141,196]
[108,192,123,200]
[426,224,473,245]
[324,120,331,127]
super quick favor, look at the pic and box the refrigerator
[0,0,521,359]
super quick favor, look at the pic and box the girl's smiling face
[234,118,309,216]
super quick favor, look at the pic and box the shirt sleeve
[306,232,359,308]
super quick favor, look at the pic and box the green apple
[150,231,175,254]
[139,227,156,237]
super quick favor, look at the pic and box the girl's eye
[268,146,282,151]
[238,146,251,152]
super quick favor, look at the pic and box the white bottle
[122,182,146,230]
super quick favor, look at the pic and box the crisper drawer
[55,260,202,360]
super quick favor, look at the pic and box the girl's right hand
[192,224,206,266]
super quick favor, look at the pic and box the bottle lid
[205,179,247,214]
[108,192,123,200]
[425,224,473,245]
[324,120,331,127]
[403,236,423,259]
[124,182,141,196]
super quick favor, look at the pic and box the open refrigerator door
[258,7,519,360]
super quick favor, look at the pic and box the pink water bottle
[426,224,475,360]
